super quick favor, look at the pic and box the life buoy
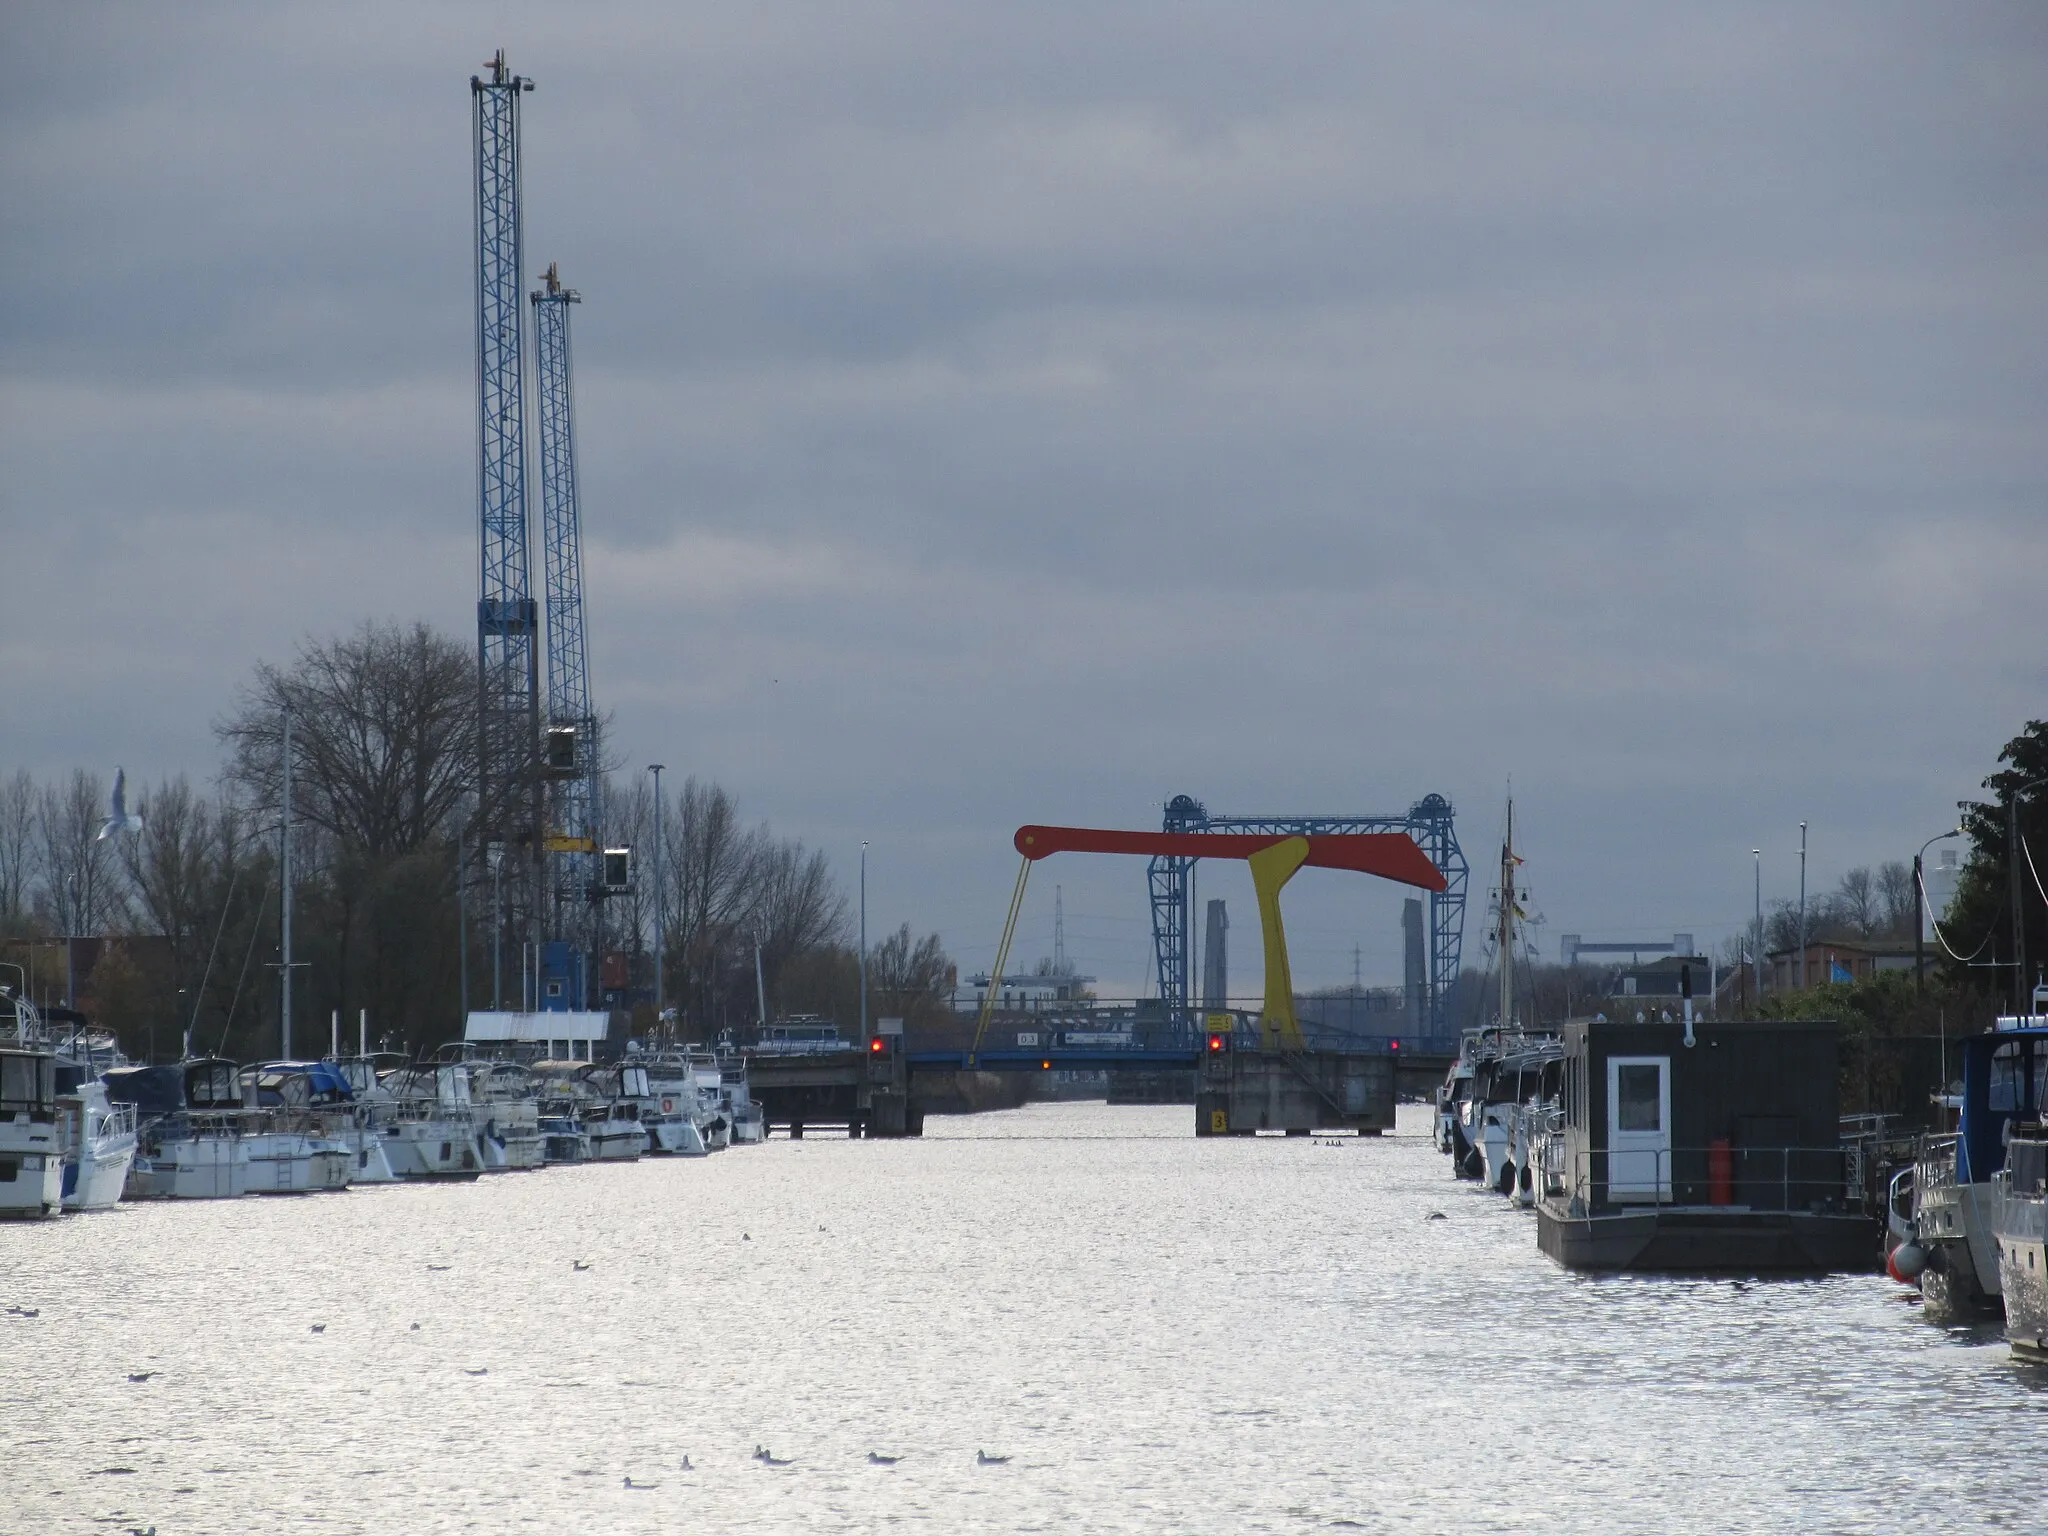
[661,1097,675,1114]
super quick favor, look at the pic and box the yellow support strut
[968,854,1032,1067]
[1247,836,1312,1052]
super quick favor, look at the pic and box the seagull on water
[623,1475,656,1489]
[309,1324,325,1334]
[464,1367,488,1376]
[867,1452,901,1466]
[572,1259,592,1271]
[98,769,143,842]
[126,1372,155,1383]
[977,1450,1010,1465]
[679,1455,693,1472]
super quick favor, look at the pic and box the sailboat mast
[1498,799,1514,1029]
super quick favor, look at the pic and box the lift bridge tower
[471,51,542,978]
[532,262,605,977]
[1149,793,1468,1038]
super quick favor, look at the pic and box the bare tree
[35,770,127,935]
[751,839,849,979]
[0,769,36,932]
[1830,867,1879,937]
[218,621,474,857]
[120,776,233,997]
[1878,860,1916,939]
[867,923,953,1027]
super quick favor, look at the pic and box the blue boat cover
[102,1065,185,1117]
[301,1060,355,1100]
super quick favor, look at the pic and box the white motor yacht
[56,1070,137,1211]
[464,1058,545,1170]
[377,1064,485,1180]
[687,1051,731,1151]
[537,1093,592,1163]
[720,1052,767,1145]
[110,1058,251,1200]
[633,1052,709,1156]
[328,1057,402,1183]
[0,1043,64,1219]
[572,1063,646,1161]
[239,1063,356,1193]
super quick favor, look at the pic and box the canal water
[2,1103,2039,1534]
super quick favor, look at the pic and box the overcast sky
[4,3,2043,1000]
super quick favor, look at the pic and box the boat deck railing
[1541,1140,1871,1215]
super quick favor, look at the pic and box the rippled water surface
[3,1102,2041,1534]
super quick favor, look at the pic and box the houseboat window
[1990,1043,2026,1113]
[1616,1064,1662,1132]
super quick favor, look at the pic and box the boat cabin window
[2010,1137,2046,1199]
[1990,1042,2036,1115]
[0,1052,53,1112]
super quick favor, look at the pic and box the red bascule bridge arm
[972,825,1447,1058]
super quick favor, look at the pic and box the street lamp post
[649,764,666,1027]
[858,842,869,1043]
[1797,822,1809,991]
[1752,849,1762,1002]
[1914,827,1961,995]
[456,817,469,1024]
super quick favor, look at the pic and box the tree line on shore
[0,620,957,1064]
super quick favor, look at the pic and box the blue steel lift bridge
[531,263,602,947]
[472,54,541,924]
[1148,793,1468,1038]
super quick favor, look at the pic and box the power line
[1918,863,1998,963]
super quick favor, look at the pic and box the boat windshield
[0,1051,54,1113]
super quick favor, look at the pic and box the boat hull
[383,1121,483,1181]
[0,1151,63,1219]
[645,1117,707,1157]
[62,1145,135,1211]
[1537,1200,1878,1273]
[128,1136,249,1200]
[586,1122,644,1161]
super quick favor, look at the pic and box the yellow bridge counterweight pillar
[1247,836,1311,1052]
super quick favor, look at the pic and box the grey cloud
[3,1,2042,995]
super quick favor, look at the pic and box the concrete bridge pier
[1195,1047,1394,1137]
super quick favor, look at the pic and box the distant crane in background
[1148,793,1468,1037]
[471,50,542,1001]
[532,260,604,969]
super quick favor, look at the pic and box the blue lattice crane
[531,262,602,950]
[471,51,541,949]
[1148,793,1468,1036]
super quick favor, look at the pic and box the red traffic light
[1390,1038,1400,1052]
[1206,1033,1226,1053]
[870,1036,885,1054]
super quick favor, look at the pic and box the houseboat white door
[1607,1056,1671,1202]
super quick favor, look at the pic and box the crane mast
[472,51,541,988]
[532,261,601,957]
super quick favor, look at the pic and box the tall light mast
[1497,799,1516,1029]
[471,50,541,977]
[532,261,600,957]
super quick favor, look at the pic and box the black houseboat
[1534,1016,1877,1272]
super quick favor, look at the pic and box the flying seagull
[98,769,143,841]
